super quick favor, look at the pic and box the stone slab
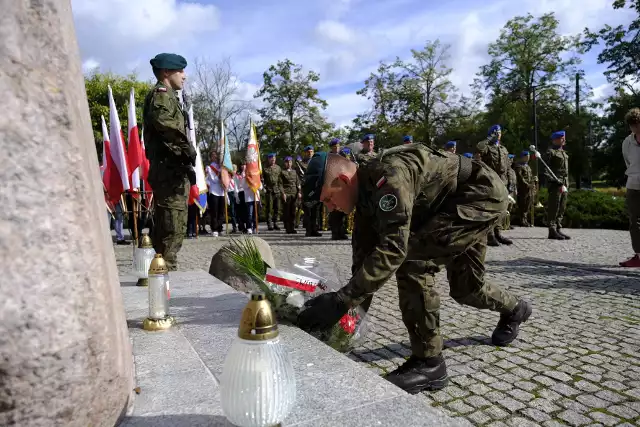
[120,270,467,426]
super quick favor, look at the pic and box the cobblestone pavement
[115,226,640,426]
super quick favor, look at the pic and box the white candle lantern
[133,233,156,287]
[221,292,297,427]
[142,254,175,331]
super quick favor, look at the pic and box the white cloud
[72,0,635,127]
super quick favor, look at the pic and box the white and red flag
[127,87,143,193]
[103,85,130,205]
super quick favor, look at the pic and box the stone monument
[0,1,133,426]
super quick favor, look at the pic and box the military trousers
[329,211,347,238]
[282,194,298,233]
[396,162,519,358]
[546,183,567,228]
[265,191,280,227]
[303,204,320,234]
[517,187,533,225]
[150,176,189,271]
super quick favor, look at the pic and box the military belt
[457,155,473,187]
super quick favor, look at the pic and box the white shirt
[622,133,640,190]
[234,173,245,194]
[206,163,225,196]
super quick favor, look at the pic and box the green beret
[302,152,328,206]
[150,53,187,70]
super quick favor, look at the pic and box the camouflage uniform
[514,162,534,226]
[544,147,569,236]
[476,138,512,245]
[505,161,517,229]
[143,81,196,270]
[338,144,519,358]
[298,157,321,236]
[263,163,282,229]
[281,167,300,233]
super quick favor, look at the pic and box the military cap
[329,138,341,146]
[150,53,188,70]
[301,152,328,206]
[403,135,413,143]
[284,156,292,161]
[341,147,351,154]
[304,145,314,151]
[463,152,473,158]
[296,155,303,161]
[444,140,456,148]
[267,152,276,158]
[488,124,501,136]
[551,130,566,139]
[520,150,529,157]
[362,134,374,141]
[508,154,515,159]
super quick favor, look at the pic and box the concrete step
[118,270,470,427]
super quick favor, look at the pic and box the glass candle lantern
[143,254,175,331]
[133,233,155,287]
[221,293,296,427]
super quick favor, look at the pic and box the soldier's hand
[297,292,348,332]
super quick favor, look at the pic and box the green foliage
[533,188,628,229]
[84,70,153,161]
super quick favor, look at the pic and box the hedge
[532,188,628,230]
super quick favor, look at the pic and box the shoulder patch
[156,87,167,92]
[379,193,397,212]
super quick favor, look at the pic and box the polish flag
[265,268,320,292]
[104,85,130,205]
[100,115,110,178]
[127,87,143,192]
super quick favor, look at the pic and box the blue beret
[304,145,314,151]
[520,150,529,157]
[508,154,515,159]
[296,155,303,161]
[362,134,374,141]
[284,156,292,161]
[341,147,351,154]
[150,53,187,70]
[551,130,566,139]
[329,138,340,146]
[488,124,501,136]
[302,152,328,206]
[267,153,276,158]
[444,141,456,148]
[463,152,473,158]
[403,135,413,142]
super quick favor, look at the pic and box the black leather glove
[297,292,349,332]
[186,167,196,186]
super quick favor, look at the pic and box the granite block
[291,396,472,427]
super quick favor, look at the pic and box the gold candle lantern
[143,254,175,331]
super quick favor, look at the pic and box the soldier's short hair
[625,108,640,126]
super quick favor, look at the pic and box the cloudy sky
[72,0,635,127]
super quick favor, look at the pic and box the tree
[254,59,329,151]
[583,0,640,93]
[189,57,253,159]
[83,70,153,162]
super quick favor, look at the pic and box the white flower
[286,291,305,308]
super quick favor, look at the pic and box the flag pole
[254,197,259,234]
[224,190,229,235]
[131,194,139,244]
[196,212,199,238]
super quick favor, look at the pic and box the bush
[533,188,629,230]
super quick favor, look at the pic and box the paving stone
[485,391,507,403]
[606,404,639,420]
[544,370,573,382]
[575,394,609,409]
[558,398,590,414]
[446,386,470,399]
[575,380,601,393]
[521,408,552,423]
[623,387,640,400]
[468,383,492,396]
[498,397,526,413]
[595,390,626,403]
[464,395,491,409]
[508,388,535,402]
[466,410,492,425]
[486,422,508,427]
[484,405,509,420]
[551,382,580,397]
[587,411,620,426]
[506,417,539,427]
[529,398,561,414]
[491,381,514,391]
[533,375,557,387]
[542,421,569,427]
[446,399,474,415]
[557,409,593,426]
[431,390,455,403]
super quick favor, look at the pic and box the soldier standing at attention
[297,144,532,393]
[356,134,376,163]
[328,138,348,240]
[443,140,456,154]
[263,153,282,231]
[281,156,301,234]
[545,131,571,240]
[506,154,517,230]
[514,151,534,227]
[476,125,513,246]
[299,146,322,237]
[143,53,196,271]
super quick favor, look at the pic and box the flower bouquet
[224,238,371,353]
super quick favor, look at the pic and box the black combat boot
[491,300,533,346]
[557,227,571,240]
[548,227,564,240]
[487,230,500,247]
[495,229,513,245]
[384,354,448,394]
